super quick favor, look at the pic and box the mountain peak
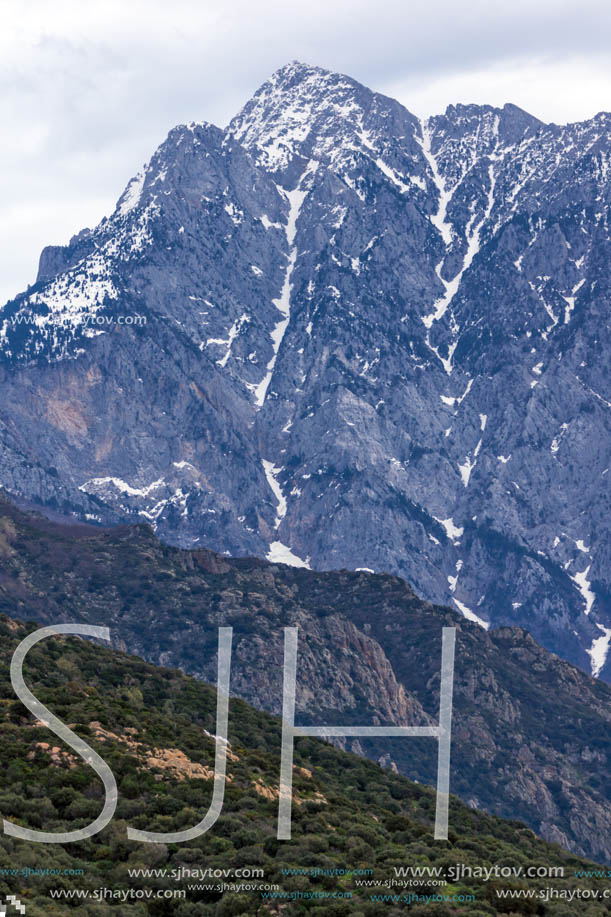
[228,61,419,174]
[115,120,225,217]
[427,98,543,162]
[2,62,610,699]
[438,100,542,132]
[267,59,332,86]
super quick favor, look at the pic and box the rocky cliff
[0,62,609,682]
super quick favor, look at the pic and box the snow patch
[452,597,490,630]
[422,161,495,329]
[418,120,453,246]
[440,379,473,409]
[433,516,464,543]
[79,476,164,498]
[260,214,282,230]
[267,541,310,568]
[587,625,611,678]
[448,559,463,593]
[572,565,595,615]
[205,314,249,367]
[551,422,568,454]
[254,164,316,407]
[223,201,243,225]
[376,158,410,194]
[118,171,145,215]
[262,459,287,529]
[562,278,585,324]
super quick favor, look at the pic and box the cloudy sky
[1,0,610,303]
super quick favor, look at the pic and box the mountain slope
[3,614,610,915]
[0,62,609,683]
[0,495,609,865]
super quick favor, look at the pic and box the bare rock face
[0,62,609,683]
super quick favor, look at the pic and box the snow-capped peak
[228,60,419,174]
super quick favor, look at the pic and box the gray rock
[0,61,609,682]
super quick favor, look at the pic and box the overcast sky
[1,0,610,304]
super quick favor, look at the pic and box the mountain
[0,61,609,685]
[2,615,609,916]
[1,494,610,865]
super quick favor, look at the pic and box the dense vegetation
[0,616,608,915]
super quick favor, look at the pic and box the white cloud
[0,0,609,303]
[385,55,611,123]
